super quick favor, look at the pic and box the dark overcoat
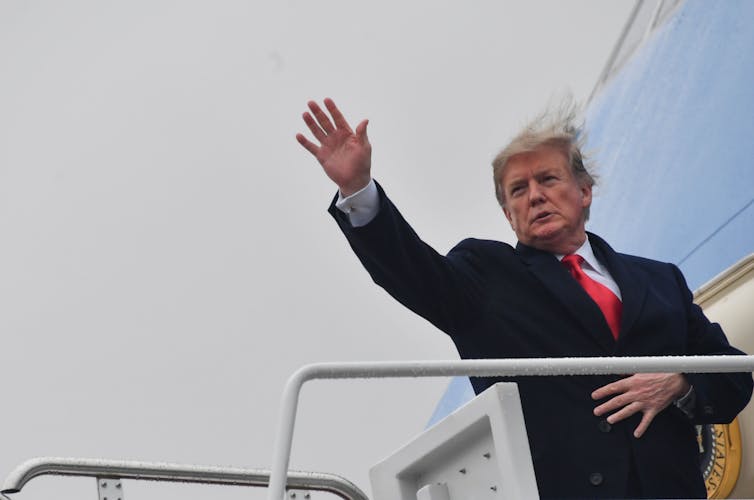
[329,183,753,499]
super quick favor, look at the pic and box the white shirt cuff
[334,179,379,227]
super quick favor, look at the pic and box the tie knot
[562,254,584,269]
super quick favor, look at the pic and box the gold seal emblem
[697,417,742,498]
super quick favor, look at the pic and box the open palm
[296,98,371,196]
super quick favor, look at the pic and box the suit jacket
[329,183,753,499]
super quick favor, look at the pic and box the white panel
[370,383,538,500]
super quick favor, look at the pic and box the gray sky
[0,1,634,498]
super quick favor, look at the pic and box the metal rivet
[491,485,498,491]
[459,468,467,474]
[116,483,122,489]
[483,452,491,459]
[101,482,108,487]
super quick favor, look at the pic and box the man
[296,98,752,498]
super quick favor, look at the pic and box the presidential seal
[697,417,742,498]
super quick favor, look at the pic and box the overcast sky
[0,2,634,499]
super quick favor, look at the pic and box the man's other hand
[296,98,372,197]
[592,373,690,438]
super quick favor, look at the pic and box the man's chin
[527,227,569,252]
[532,226,562,242]
[527,226,588,254]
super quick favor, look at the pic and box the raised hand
[592,373,690,438]
[296,98,372,197]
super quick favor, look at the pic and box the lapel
[516,240,616,352]
[586,233,648,346]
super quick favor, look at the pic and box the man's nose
[528,181,545,205]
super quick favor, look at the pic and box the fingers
[604,401,642,424]
[302,111,327,143]
[300,99,338,145]
[296,133,319,156]
[591,373,675,439]
[591,378,629,400]
[633,410,657,438]
[596,397,656,438]
[602,402,656,437]
[308,100,336,134]
[298,99,359,149]
[593,393,632,416]
[324,98,353,133]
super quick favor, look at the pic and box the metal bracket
[96,477,124,500]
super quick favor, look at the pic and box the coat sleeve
[328,182,494,336]
[674,264,754,423]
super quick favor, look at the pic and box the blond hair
[492,102,596,218]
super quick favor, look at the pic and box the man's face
[500,145,592,254]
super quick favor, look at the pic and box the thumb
[355,119,369,141]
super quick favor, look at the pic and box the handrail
[267,355,754,499]
[1,457,368,500]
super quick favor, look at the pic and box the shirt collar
[556,238,608,277]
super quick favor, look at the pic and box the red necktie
[561,254,622,340]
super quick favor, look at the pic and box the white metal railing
[1,457,368,500]
[267,355,754,500]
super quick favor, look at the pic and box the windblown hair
[492,101,596,219]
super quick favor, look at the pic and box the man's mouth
[532,211,553,223]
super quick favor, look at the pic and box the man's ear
[581,183,592,208]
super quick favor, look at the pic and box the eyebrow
[506,167,557,185]
[505,178,527,189]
